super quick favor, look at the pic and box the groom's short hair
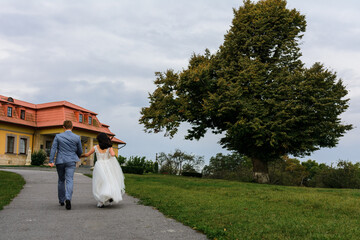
[63,120,73,129]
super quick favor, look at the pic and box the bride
[81,133,125,208]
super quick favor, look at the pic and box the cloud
[1,0,360,164]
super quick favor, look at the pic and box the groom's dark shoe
[65,200,71,210]
[60,202,65,206]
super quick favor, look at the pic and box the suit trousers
[56,162,76,203]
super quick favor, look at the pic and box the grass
[83,173,92,178]
[123,174,360,240]
[0,170,26,210]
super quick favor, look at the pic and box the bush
[314,161,360,189]
[121,166,144,175]
[202,153,253,182]
[160,161,178,175]
[116,155,126,165]
[154,162,159,173]
[125,156,156,173]
[269,157,308,186]
[182,172,202,178]
[31,150,47,166]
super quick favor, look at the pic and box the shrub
[202,153,253,182]
[126,156,146,168]
[154,162,159,173]
[125,156,156,173]
[31,150,47,166]
[269,157,308,186]
[144,160,155,173]
[116,155,126,165]
[121,166,144,175]
[160,162,177,175]
[182,172,202,178]
[314,161,360,189]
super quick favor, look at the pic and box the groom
[49,120,82,210]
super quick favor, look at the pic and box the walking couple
[48,120,125,210]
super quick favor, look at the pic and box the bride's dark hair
[96,133,113,150]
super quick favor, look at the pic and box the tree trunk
[251,157,270,184]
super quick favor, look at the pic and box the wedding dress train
[92,146,125,206]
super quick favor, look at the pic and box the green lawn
[124,174,360,240]
[0,170,25,210]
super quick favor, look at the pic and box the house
[0,95,125,166]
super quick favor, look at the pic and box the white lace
[94,146,111,161]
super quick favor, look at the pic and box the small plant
[31,150,47,166]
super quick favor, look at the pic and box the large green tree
[139,0,352,183]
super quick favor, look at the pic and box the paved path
[0,168,208,240]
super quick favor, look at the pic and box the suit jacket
[49,130,83,165]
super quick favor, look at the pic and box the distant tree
[116,155,127,166]
[301,159,324,186]
[159,160,177,175]
[269,156,308,186]
[144,160,155,173]
[123,156,156,173]
[202,153,253,181]
[126,156,146,168]
[315,161,360,189]
[140,0,352,183]
[182,163,197,173]
[154,162,159,173]
[157,149,204,175]
[171,149,193,174]
[156,152,168,169]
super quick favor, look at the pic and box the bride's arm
[80,147,95,157]
[109,147,115,157]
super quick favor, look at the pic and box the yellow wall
[0,123,122,165]
[73,129,97,138]
[0,123,34,165]
[37,127,63,135]
[112,144,120,156]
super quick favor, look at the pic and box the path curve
[0,169,208,240]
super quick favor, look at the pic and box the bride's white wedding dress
[92,146,125,206]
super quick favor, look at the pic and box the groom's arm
[49,135,58,167]
[76,136,83,157]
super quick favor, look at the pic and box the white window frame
[19,136,29,154]
[20,109,26,120]
[6,134,17,154]
[7,107,13,117]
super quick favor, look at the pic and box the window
[79,114,83,123]
[88,116,92,125]
[19,138,27,154]
[7,136,15,153]
[7,107,12,117]
[20,110,25,120]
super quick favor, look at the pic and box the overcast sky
[1,0,359,166]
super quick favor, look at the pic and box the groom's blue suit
[49,130,82,205]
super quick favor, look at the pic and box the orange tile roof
[0,95,125,144]
[111,137,126,144]
[37,101,97,115]
[0,95,36,108]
